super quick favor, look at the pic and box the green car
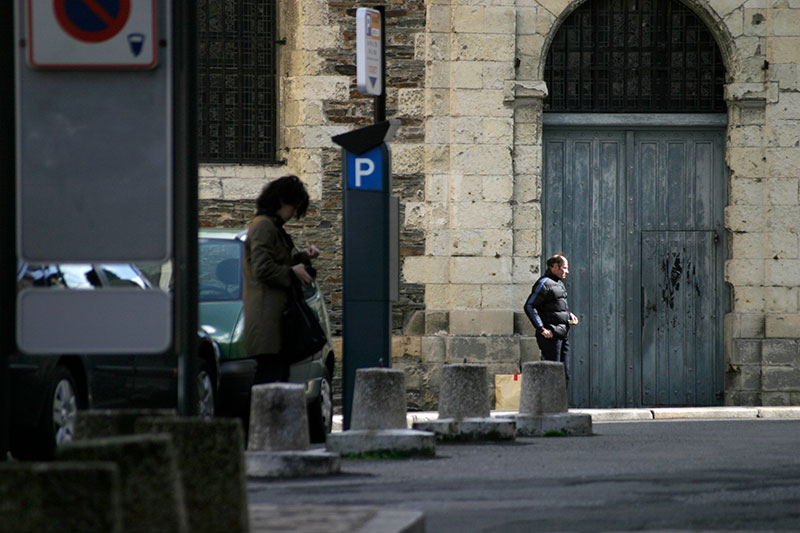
[197,228,335,442]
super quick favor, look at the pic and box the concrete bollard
[327,367,436,457]
[512,361,592,437]
[245,383,340,478]
[438,364,490,419]
[136,418,249,533]
[413,363,515,442]
[57,434,188,533]
[519,361,568,415]
[74,409,176,440]
[247,383,310,451]
[0,462,122,532]
[351,368,408,430]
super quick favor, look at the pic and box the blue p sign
[347,145,384,191]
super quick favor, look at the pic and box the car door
[99,264,177,408]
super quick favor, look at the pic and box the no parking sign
[27,0,158,69]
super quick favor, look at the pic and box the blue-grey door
[542,121,728,407]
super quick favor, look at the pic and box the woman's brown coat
[242,215,298,357]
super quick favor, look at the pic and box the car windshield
[199,238,243,302]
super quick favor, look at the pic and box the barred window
[197,0,278,163]
[544,0,727,113]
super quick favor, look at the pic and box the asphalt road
[248,419,800,532]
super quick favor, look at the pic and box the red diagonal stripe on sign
[79,0,117,27]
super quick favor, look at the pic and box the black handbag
[281,277,327,364]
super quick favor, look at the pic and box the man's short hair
[546,254,566,269]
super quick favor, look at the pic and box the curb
[249,504,425,533]
[573,406,800,422]
[333,406,800,431]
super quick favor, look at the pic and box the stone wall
[199,0,800,409]
[716,0,800,405]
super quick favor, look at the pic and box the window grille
[544,0,726,113]
[198,0,278,163]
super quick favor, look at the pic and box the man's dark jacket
[524,270,571,339]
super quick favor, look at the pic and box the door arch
[541,0,730,407]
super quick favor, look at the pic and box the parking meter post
[332,121,399,430]
[173,0,199,416]
[0,0,15,460]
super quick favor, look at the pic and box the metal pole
[174,0,199,415]
[1,0,16,460]
[373,5,386,123]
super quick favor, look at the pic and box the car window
[199,239,242,302]
[17,264,63,289]
[98,264,149,289]
[58,264,103,289]
[138,261,173,291]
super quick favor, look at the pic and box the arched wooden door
[541,0,730,407]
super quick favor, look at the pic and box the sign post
[1,0,15,462]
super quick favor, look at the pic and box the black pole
[174,0,199,416]
[1,0,16,460]
[373,5,386,123]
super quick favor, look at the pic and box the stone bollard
[413,364,515,442]
[136,418,249,533]
[326,367,436,457]
[0,462,122,532]
[513,361,592,437]
[519,361,568,415]
[248,383,310,451]
[57,434,189,533]
[438,364,491,419]
[73,411,249,531]
[245,383,340,478]
[351,368,408,430]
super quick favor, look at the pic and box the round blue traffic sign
[54,0,131,43]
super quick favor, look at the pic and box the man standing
[524,254,579,385]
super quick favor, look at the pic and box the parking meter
[332,120,400,429]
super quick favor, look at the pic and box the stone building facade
[199,0,800,409]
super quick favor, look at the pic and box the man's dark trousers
[535,334,570,385]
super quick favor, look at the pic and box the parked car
[195,228,335,443]
[8,262,220,460]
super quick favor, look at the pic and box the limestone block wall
[198,0,800,409]
[715,1,800,405]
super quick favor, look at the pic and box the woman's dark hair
[255,175,310,218]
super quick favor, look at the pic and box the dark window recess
[198,0,278,163]
[544,0,727,113]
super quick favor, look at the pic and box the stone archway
[513,0,735,407]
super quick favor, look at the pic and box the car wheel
[39,366,79,459]
[197,361,216,418]
[308,370,333,444]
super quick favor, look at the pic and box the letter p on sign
[355,158,375,187]
[346,145,384,191]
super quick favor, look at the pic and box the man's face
[552,258,569,280]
